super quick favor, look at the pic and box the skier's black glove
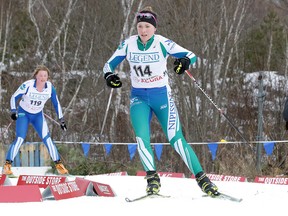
[60,118,67,131]
[173,57,190,75]
[104,72,122,88]
[285,122,288,130]
[11,112,18,121]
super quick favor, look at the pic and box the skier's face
[137,22,156,44]
[35,70,49,83]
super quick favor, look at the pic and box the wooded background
[1,0,288,178]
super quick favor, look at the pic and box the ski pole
[44,113,60,126]
[185,70,249,143]
[0,121,13,139]
[100,88,114,137]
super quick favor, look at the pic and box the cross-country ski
[125,193,171,202]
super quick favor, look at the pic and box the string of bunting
[22,139,286,161]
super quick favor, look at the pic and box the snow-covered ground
[0,169,287,216]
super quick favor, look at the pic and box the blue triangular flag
[263,142,275,156]
[81,142,90,157]
[104,143,113,156]
[155,144,163,161]
[208,143,218,161]
[128,144,137,160]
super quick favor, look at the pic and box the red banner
[191,174,247,182]
[46,180,84,200]
[75,177,115,197]
[254,176,288,185]
[136,171,185,178]
[0,174,7,186]
[91,181,115,197]
[99,171,128,176]
[17,175,67,188]
[0,185,42,203]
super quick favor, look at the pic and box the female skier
[2,65,69,176]
[103,7,219,197]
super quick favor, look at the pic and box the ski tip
[7,174,18,178]
[234,196,243,202]
[218,192,243,202]
[125,197,132,202]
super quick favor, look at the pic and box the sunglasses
[136,12,157,23]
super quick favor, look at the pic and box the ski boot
[55,160,69,175]
[196,171,219,197]
[2,160,13,175]
[145,171,161,195]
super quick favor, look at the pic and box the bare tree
[285,28,288,77]
[0,0,12,108]
[102,0,144,142]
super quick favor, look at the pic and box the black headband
[136,11,157,28]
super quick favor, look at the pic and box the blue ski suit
[6,79,64,162]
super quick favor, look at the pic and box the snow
[1,171,288,216]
